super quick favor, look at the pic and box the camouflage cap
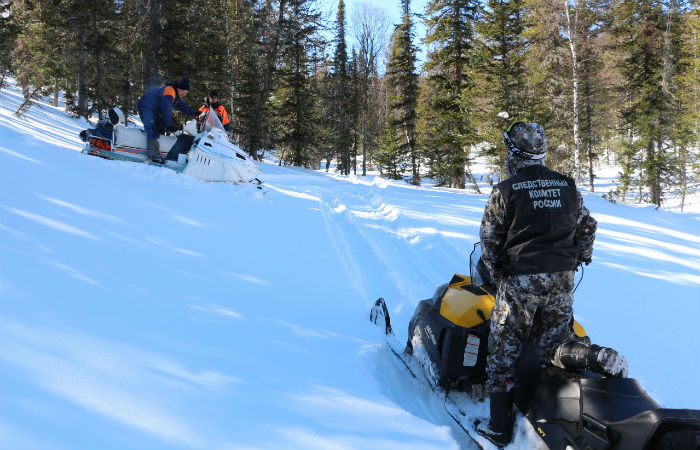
[508,122,547,155]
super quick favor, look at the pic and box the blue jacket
[137,85,197,128]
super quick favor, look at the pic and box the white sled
[81,107,261,185]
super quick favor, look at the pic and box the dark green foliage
[375,117,406,179]
[421,0,480,189]
[273,0,323,168]
[331,0,353,175]
[613,0,687,207]
[385,0,419,184]
[473,0,528,176]
[0,1,20,84]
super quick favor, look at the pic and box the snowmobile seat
[113,126,178,155]
[515,364,700,450]
[80,121,113,142]
[165,134,195,161]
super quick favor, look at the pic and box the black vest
[496,165,578,275]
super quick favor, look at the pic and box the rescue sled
[370,244,700,450]
[80,107,261,184]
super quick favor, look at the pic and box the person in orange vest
[198,89,232,133]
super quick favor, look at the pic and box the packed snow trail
[0,79,698,450]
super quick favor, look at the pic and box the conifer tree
[161,0,227,102]
[331,0,353,175]
[474,0,528,180]
[560,0,610,187]
[349,47,362,174]
[316,54,338,171]
[520,1,573,173]
[375,118,406,179]
[273,0,322,168]
[229,0,266,155]
[386,0,419,184]
[10,0,65,101]
[613,0,684,206]
[0,0,19,87]
[249,0,289,158]
[666,1,700,211]
[574,1,609,191]
[422,0,480,190]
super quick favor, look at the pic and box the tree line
[1,0,698,209]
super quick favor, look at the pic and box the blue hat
[176,77,191,91]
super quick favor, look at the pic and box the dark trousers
[137,107,166,140]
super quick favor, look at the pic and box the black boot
[146,138,164,163]
[474,391,514,448]
[553,340,629,377]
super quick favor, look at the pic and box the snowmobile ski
[371,298,502,450]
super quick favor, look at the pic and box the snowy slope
[1,78,698,450]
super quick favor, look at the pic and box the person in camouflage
[474,122,628,448]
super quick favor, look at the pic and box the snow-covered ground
[1,78,698,450]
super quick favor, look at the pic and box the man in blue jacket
[137,77,199,163]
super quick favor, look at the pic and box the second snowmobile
[79,107,261,184]
[371,244,700,450]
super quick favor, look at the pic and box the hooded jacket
[137,84,197,129]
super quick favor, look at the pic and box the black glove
[194,110,202,119]
[167,119,181,133]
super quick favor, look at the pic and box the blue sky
[321,0,430,66]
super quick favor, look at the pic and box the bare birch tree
[564,0,581,182]
[352,1,389,176]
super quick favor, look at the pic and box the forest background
[1,0,698,209]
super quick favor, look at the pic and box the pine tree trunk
[404,127,418,185]
[53,81,59,107]
[564,0,581,182]
[20,75,29,99]
[621,127,633,203]
[651,134,662,207]
[677,144,686,212]
[465,163,480,193]
[353,130,357,175]
[15,87,41,117]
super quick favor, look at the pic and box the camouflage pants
[486,271,575,393]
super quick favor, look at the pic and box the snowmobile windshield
[469,243,494,289]
[200,108,227,134]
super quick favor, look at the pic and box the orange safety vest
[198,104,230,126]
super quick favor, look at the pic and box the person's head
[504,121,547,177]
[176,77,191,97]
[208,89,219,104]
